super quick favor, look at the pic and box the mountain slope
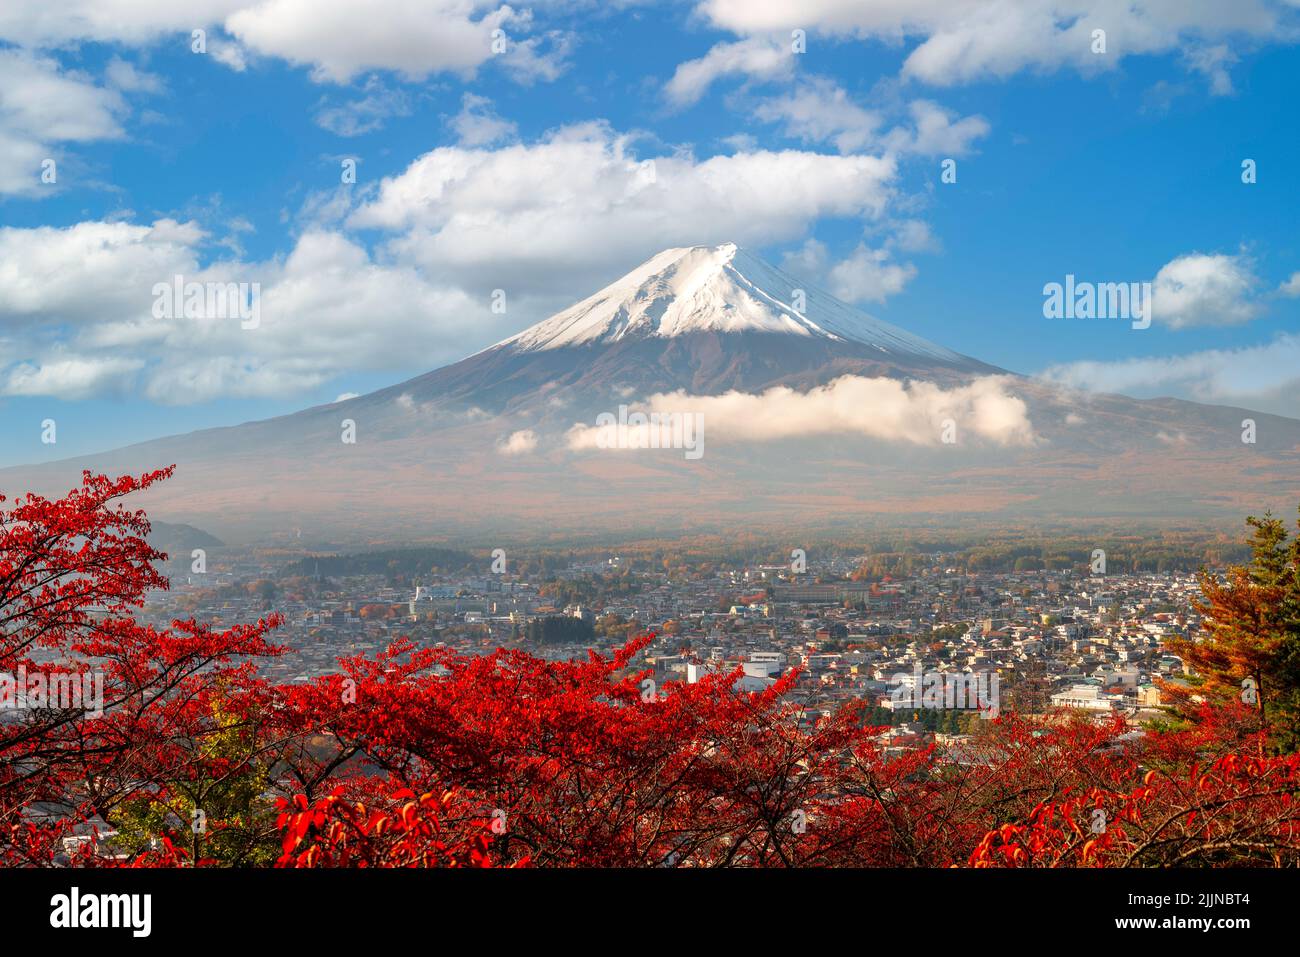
[3,243,1298,542]
[360,243,997,419]
[497,243,972,365]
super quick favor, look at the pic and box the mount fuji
[4,243,1299,542]
[381,241,997,415]
[499,243,969,362]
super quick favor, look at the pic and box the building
[1050,684,1116,712]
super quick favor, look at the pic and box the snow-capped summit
[497,242,964,363]
[8,240,1299,543]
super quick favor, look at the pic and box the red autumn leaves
[3,469,1298,868]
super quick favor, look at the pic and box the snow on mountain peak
[498,243,963,363]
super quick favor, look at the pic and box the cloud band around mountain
[564,375,1035,452]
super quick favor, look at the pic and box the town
[140,541,1209,746]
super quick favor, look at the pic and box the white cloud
[664,37,793,107]
[892,219,939,253]
[448,93,518,146]
[498,429,539,455]
[720,132,758,151]
[0,220,507,403]
[225,0,514,83]
[314,78,412,136]
[1184,44,1238,95]
[754,80,988,157]
[0,1,557,85]
[695,0,1288,90]
[104,57,165,94]
[0,219,203,320]
[0,1,246,46]
[754,77,882,152]
[1279,271,1300,296]
[496,28,575,84]
[0,117,912,403]
[4,0,1283,94]
[781,236,921,304]
[780,237,832,279]
[349,122,898,296]
[828,245,918,303]
[566,375,1035,449]
[0,48,128,195]
[885,99,990,156]
[3,356,145,399]
[1040,334,1300,417]
[210,38,250,72]
[1152,251,1262,328]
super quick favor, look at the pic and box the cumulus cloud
[498,429,539,455]
[695,0,1288,90]
[1040,334,1300,418]
[0,220,508,403]
[1152,251,1262,328]
[225,0,514,83]
[0,219,204,320]
[3,356,145,400]
[7,0,1282,94]
[0,48,128,196]
[664,37,794,106]
[0,1,563,86]
[349,122,898,296]
[0,111,914,404]
[566,375,1035,450]
[1278,271,1300,297]
[0,1,246,46]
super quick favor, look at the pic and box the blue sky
[2,0,1299,467]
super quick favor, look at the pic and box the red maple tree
[0,469,281,865]
[4,469,1299,868]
